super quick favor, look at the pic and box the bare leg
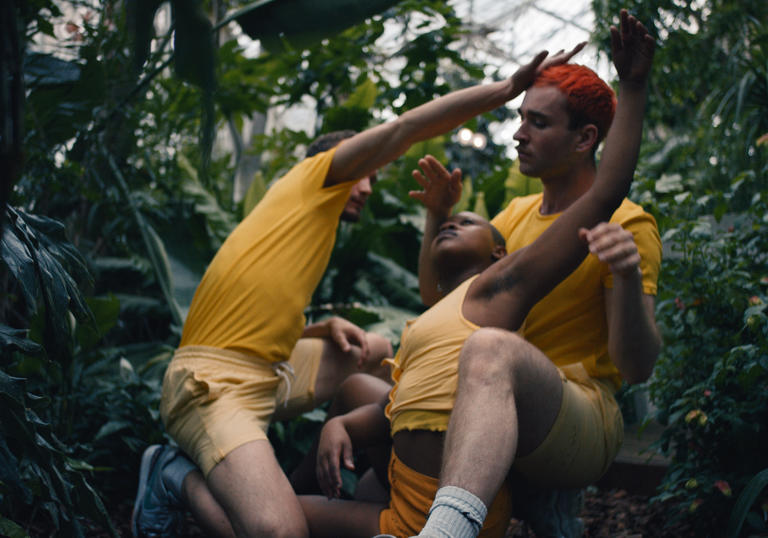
[206,440,309,538]
[439,328,562,506]
[182,470,235,537]
[312,333,393,403]
[299,495,384,538]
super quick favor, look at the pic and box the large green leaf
[0,325,42,355]
[235,0,403,53]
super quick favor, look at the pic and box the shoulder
[491,193,543,228]
[610,199,657,228]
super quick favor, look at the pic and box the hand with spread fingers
[511,41,586,93]
[409,155,462,217]
[611,9,656,85]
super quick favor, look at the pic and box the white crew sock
[419,485,488,538]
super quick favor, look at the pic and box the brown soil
[506,487,696,537]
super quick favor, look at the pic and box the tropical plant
[3,0,520,533]
[593,0,768,534]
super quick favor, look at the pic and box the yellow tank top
[179,148,355,363]
[386,276,480,435]
[491,194,661,387]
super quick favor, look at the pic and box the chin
[340,211,361,222]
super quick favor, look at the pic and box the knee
[333,373,389,413]
[459,328,530,381]
[367,332,393,360]
[358,333,393,380]
[235,513,308,538]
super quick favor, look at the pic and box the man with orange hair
[293,10,659,538]
[413,9,662,537]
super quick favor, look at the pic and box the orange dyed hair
[534,64,616,145]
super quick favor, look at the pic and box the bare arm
[316,398,390,498]
[465,10,656,329]
[584,222,660,383]
[411,155,463,305]
[324,45,586,188]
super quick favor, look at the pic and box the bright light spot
[458,128,474,144]
[709,156,718,165]
[471,133,487,149]
[712,115,721,127]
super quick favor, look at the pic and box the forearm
[338,401,390,447]
[329,79,517,186]
[302,318,333,338]
[608,273,660,383]
[591,81,649,212]
[418,210,449,306]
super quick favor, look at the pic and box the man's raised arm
[323,45,586,190]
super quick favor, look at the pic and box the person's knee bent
[459,328,531,386]
[359,332,393,380]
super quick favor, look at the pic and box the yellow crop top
[491,194,662,388]
[179,147,356,363]
[386,276,481,436]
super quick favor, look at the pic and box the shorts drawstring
[272,361,296,407]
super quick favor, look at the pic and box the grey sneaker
[131,444,185,538]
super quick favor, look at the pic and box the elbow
[622,350,659,385]
[624,364,654,385]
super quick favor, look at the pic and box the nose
[513,123,527,143]
[439,220,457,232]
[358,176,373,196]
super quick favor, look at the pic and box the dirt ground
[52,486,695,537]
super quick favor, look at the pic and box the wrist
[613,266,642,283]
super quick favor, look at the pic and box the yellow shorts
[159,339,324,477]
[512,363,623,488]
[379,452,513,538]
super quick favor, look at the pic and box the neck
[539,160,596,215]
[437,267,482,297]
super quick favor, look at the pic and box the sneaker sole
[131,445,163,538]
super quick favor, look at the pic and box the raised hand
[409,155,462,217]
[611,9,655,85]
[511,41,586,93]
[579,222,641,277]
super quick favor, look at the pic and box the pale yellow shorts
[512,363,624,488]
[159,338,325,477]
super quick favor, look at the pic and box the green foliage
[593,0,768,534]
[1,208,115,535]
[5,0,516,531]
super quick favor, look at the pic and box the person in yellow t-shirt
[133,41,587,538]
[414,12,662,538]
[295,11,659,538]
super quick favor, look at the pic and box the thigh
[512,365,624,488]
[207,440,309,538]
[299,495,384,538]
[161,354,278,476]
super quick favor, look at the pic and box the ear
[491,245,507,262]
[575,124,599,154]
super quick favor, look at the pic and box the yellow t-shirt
[491,194,662,388]
[386,277,480,435]
[179,148,355,363]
